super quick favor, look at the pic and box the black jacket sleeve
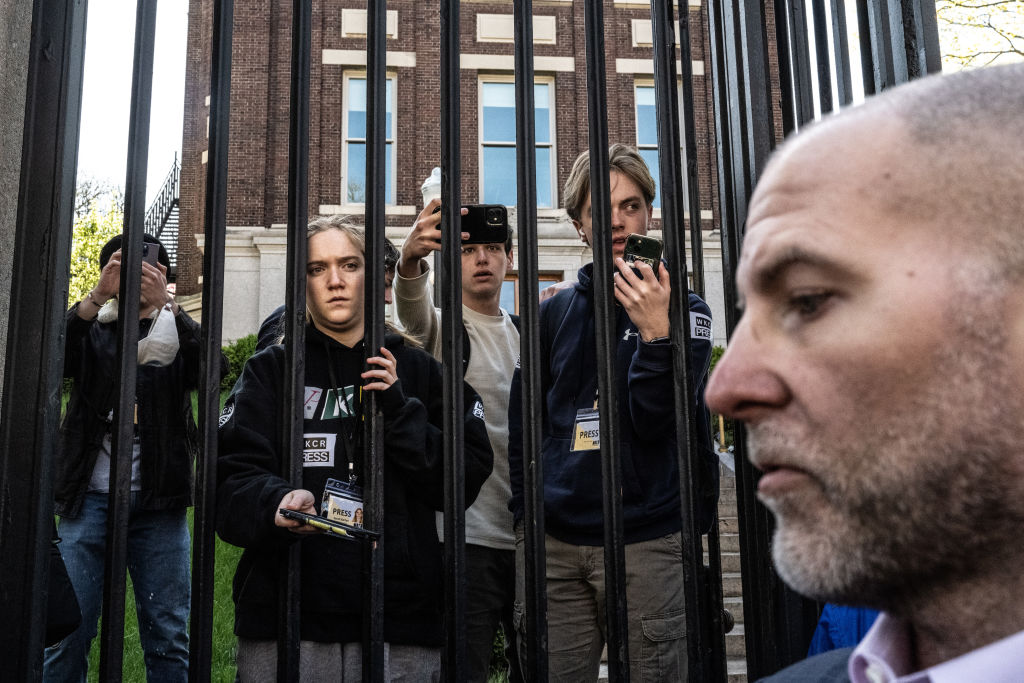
[215,348,297,549]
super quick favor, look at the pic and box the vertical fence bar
[582,1,629,679]
[189,0,233,680]
[903,0,942,77]
[866,0,899,90]
[671,0,707,298]
[0,0,87,678]
[811,0,834,114]
[856,0,878,95]
[439,0,467,679]
[711,0,807,677]
[786,0,816,127]
[649,0,713,680]
[98,2,158,678]
[362,0,387,680]
[771,0,798,136]
[278,0,311,679]
[511,0,549,678]
[829,0,854,106]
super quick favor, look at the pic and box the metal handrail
[144,152,180,239]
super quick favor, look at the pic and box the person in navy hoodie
[508,144,715,681]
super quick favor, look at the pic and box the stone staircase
[715,464,747,683]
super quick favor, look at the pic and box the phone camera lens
[486,208,502,224]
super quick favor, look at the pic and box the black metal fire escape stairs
[144,153,180,280]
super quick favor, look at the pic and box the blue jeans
[43,492,191,683]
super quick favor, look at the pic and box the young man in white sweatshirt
[394,198,520,681]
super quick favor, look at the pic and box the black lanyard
[323,339,362,484]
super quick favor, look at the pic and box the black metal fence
[0,0,939,681]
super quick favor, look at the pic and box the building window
[635,83,661,209]
[501,274,562,313]
[635,81,692,213]
[342,73,395,204]
[479,78,555,208]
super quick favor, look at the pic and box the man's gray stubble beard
[756,297,1024,613]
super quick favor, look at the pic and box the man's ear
[572,219,588,245]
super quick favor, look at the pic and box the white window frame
[341,70,398,206]
[478,74,557,209]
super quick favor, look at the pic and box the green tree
[68,192,123,305]
[938,0,1024,69]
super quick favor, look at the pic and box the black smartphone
[461,204,509,244]
[624,234,663,272]
[431,203,509,244]
[142,242,159,267]
[278,508,380,541]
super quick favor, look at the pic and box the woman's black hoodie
[216,324,493,644]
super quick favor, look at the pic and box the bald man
[706,63,1024,682]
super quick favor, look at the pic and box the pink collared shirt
[849,613,1024,683]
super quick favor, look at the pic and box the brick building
[178,0,726,342]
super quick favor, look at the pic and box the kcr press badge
[322,478,364,528]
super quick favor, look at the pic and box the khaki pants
[513,527,687,682]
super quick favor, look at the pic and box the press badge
[322,477,364,528]
[571,408,601,452]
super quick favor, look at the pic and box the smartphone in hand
[142,242,159,267]
[462,204,509,244]
[623,234,663,276]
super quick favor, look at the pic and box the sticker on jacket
[303,433,336,467]
[472,399,485,420]
[690,312,712,340]
[321,385,358,420]
[218,401,234,428]
[304,386,324,419]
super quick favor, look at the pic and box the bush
[221,334,258,392]
[708,345,734,447]
[68,195,124,306]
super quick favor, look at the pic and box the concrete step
[722,571,743,598]
[600,655,747,682]
[717,532,740,553]
[720,466,736,488]
[724,596,744,626]
[725,622,746,658]
[719,486,737,505]
[704,550,741,574]
[727,656,748,683]
[719,517,740,534]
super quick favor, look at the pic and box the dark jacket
[54,303,212,518]
[216,324,494,645]
[508,262,716,545]
[757,648,853,682]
